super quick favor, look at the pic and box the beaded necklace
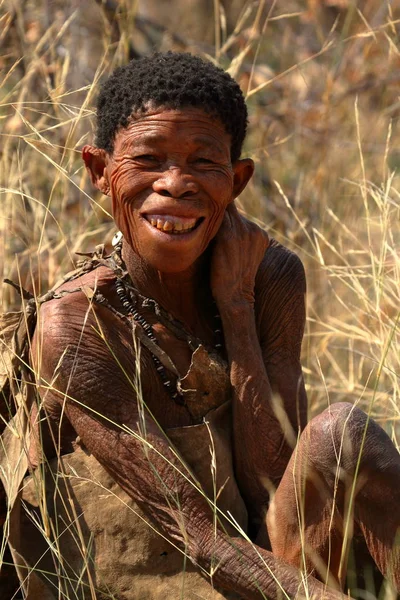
[112,234,224,407]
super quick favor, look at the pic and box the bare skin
[31,107,400,599]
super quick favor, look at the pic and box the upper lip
[140,202,205,220]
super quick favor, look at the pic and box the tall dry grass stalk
[1,1,399,598]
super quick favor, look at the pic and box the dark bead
[114,279,196,407]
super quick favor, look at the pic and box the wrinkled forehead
[128,100,227,130]
[112,104,232,153]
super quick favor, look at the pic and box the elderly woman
[8,52,399,600]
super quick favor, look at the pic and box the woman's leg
[266,402,400,592]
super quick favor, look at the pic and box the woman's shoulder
[32,264,129,386]
[53,264,117,296]
[254,238,306,325]
[254,239,307,342]
[37,264,119,342]
[256,238,306,294]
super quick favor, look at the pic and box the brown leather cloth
[17,355,246,599]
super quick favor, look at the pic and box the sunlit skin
[29,106,400,600]
[82,107,254,335]
[108,108,250,272]
[83,107,253,268]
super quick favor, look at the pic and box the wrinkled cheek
[111,192,139,253]
[118,214,139,254]
[202,215,220,248]
[201,199,229,249]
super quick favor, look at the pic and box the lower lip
[141,216,204,241]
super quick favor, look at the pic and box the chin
[148,258,199,274]
[143,247,206,274]
[124,235,208,275]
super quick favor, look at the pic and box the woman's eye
[134,155,158,164]
[194,157,214,165]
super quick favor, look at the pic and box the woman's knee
[304,402,396,478]
[302,403,368,477]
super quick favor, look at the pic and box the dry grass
[1,0,399,598]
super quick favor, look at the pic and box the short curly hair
[95,52,248,162]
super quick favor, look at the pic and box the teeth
[147,215,199,234]
[163,220,174,232]
[183,221,196,230]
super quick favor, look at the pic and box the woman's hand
[210,203,269,308]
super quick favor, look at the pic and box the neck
[121,242,211,326]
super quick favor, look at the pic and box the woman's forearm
[201,527,347,600]
[219,302,294,513]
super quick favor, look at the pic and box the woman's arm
[211,207,307,526]
[32,278,342,600]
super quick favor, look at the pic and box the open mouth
[144,214,203,235]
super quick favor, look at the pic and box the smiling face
[83,107,254,274]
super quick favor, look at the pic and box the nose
[152,167,198,198]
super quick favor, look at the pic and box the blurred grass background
[0,0,399,437]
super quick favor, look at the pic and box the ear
[231,158,254,200]
[82,145,110,195]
